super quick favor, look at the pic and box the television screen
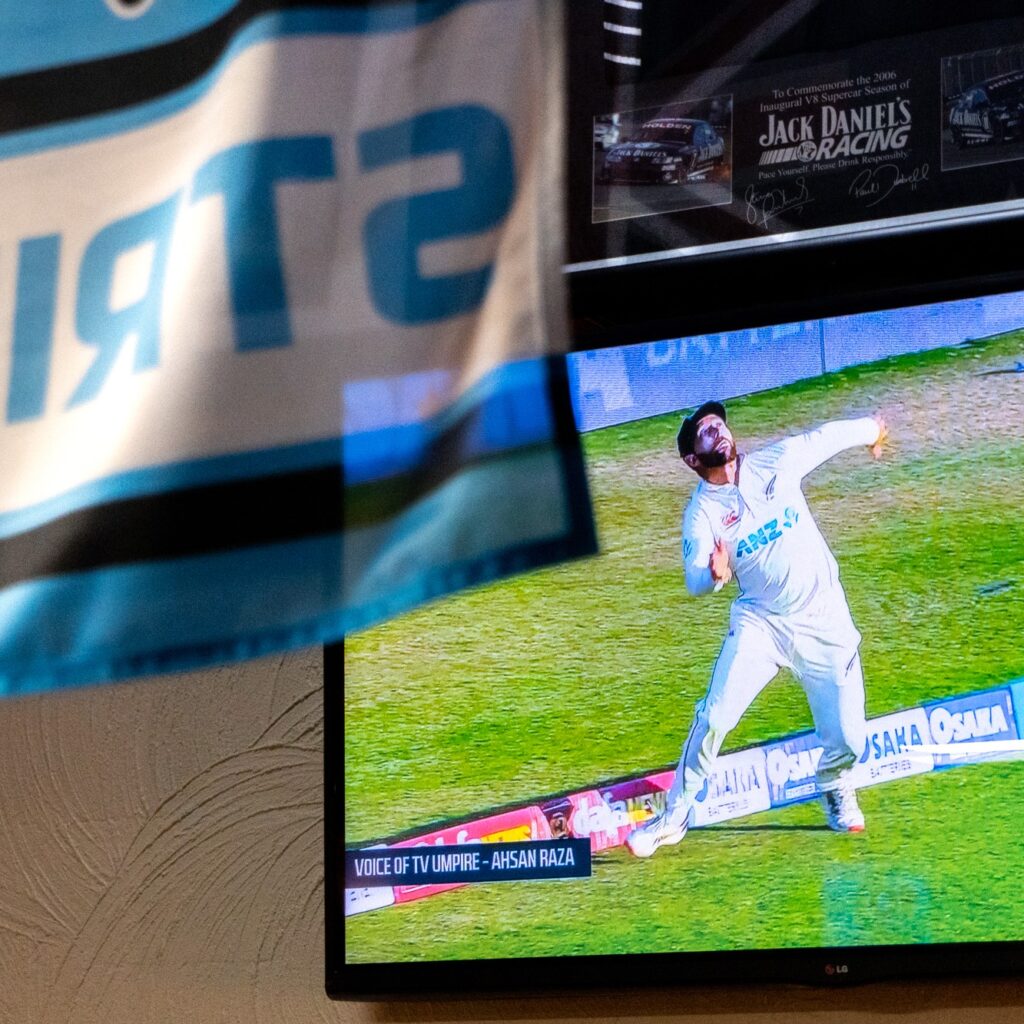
[328,291,1024,993]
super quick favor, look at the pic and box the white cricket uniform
[664,417,881,825]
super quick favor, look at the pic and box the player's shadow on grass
[708,823,831,832]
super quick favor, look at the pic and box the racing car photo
[597,117,726,185]
[591,97,733,225]
[948,70,1024,147]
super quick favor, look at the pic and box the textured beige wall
[2,649,1023,1023]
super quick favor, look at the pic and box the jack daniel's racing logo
[759,99,912,165]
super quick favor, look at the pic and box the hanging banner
[0,0,595,696]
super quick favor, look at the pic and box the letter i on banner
[0,0,595,696]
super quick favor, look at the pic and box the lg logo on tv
[824,963,850,976]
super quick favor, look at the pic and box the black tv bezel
[327,208,1024,998]
[568,208,1024,354]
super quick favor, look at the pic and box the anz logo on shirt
[735,506,800,559]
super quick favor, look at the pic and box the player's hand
[709,538,732,587]
[870,415,888,459]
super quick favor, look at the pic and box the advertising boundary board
[343,681,1022,916]
[567,292,1024,433]
[1012,679,1024,737]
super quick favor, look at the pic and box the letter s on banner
[360,105,515,324]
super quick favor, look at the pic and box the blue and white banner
[0,1,595,695]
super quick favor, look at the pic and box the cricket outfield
[343,331,1024,962]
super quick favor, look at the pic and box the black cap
[677,401,727,458]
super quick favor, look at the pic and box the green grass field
[343,331,1024,962]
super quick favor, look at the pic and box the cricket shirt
[680,417,880,624]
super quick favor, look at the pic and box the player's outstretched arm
[778,415,886,480]
[681,506,721,596]
[869,415,888,459]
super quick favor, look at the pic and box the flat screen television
[327,288,1024,996]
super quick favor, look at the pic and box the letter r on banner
[70,193,180,408]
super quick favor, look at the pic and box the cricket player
[627,401,888,858]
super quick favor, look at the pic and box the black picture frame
[568,0,1024,345]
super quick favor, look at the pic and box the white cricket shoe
[821,780,865,833]
[625,812,688,858]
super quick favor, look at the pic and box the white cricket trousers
[664,601,867,827]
